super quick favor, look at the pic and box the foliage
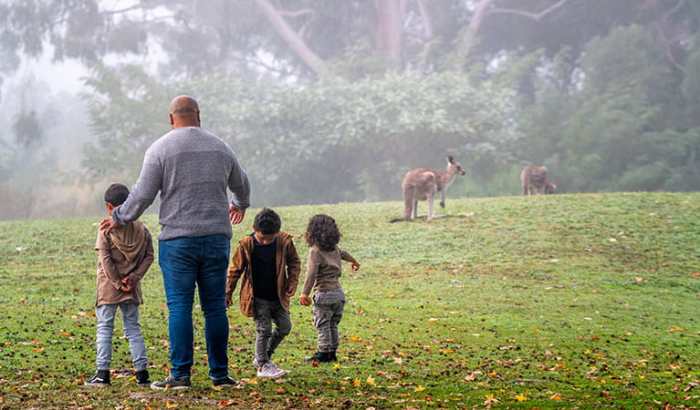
[84,68,517,205]
[1,193,699,407]
[503,25,700,193]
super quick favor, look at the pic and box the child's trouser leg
[95,304,118,370]
[268,303,292,356]
[254,298,274,365]
[313,290,345,353]
[120,302,148,372]
[313,303,334,353]
[329,300,345,351]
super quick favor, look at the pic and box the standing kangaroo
[520,165,556,195]
[401,156,466,221]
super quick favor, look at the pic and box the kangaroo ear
[447,155,454,164]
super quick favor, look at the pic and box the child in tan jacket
[85,183,153,387]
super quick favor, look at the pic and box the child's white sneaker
[256,361,287,379]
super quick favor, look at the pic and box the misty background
[1,0,699,220]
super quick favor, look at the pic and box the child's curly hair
[305,214,341,252]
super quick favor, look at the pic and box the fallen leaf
[669,326,685,333]
[353,378,361,387]
[393,357,403,365]
[483,394,499,406]
[550,393,562,401]
[165,401,178,409]
[275,387,286,394]
[414,385,426,392]
[428,318,439,322]
[366,376,376,386]
[691,272,700,279]
[218,399,236,408]
[464,371,481,382]
[515,393,527,402]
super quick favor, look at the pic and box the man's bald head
[169,95,201,128]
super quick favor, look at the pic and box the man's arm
[112,148,163,226]
[285,239,301,296]
[227,152,250,211]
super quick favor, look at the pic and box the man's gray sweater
[113,126,250,240]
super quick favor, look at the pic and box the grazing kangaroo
[520,165,556,195]
[401,156,466,221]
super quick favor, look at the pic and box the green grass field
[1,193,699,409]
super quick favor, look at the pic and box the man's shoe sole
[83,383,109,388]
[150,384,190,390]
[213,382,238,388]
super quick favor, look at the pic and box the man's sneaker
[257,362,287,379]
[150,375,191,390]
[84,370,110,387]
[330,351,338,361]
[212,376,238,388]
[135,370,150,386]
[305,351,333,363]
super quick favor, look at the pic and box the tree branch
[416,0,433,39]
[488,0,571,21]
[663,0,686,21]
[278,8,314,18]
[464,0,495,53]
[655,21,686,73]
[253,0,326,75]
[101,5,146,15]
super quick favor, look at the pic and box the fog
[1,0,699,220]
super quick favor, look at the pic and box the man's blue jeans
[159,234,230,380]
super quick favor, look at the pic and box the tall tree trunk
[464,0,495,57]
[375,0,404,68]
[253,0,326,75]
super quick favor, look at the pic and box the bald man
[102,95,249,389]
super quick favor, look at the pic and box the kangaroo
[521,165,556,195]
[401,156,466,221]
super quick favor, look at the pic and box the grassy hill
[1,193,699,409]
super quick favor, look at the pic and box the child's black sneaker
[212,375,238,388]
[305,351,333,363]
[135,369,150,386]
[150,375,191,390]
[330,350,338,361]
[84,370,110,387]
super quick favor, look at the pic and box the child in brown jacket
[300,214,360,363]
[85,183,154,387]
[226,208,300,378]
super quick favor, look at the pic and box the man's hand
[299,294,312,306]
[229,205,246,225]
[100,218,118,234]
[351,262,360,272]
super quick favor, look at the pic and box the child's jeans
[253,298,292,366]
[312,289,345,353]
[95,302,148,371]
